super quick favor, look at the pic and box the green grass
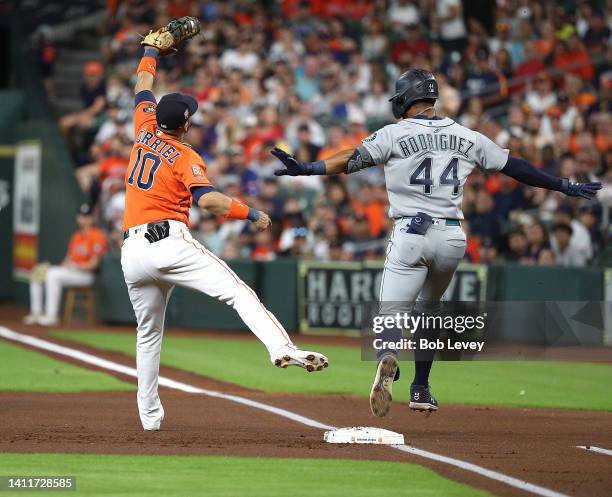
[0,339,133,392]
[52,330,612,410]
[0,453,493,497]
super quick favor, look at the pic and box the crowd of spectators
[50,0,611,266]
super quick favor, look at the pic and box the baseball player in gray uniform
[272,69,601,418]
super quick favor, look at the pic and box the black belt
[123,220,170,243]
[399,216,461,226]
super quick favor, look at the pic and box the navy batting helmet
[389,69,439,119]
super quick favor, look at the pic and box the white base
[323,427,405,445]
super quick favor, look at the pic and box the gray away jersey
[360,117,509,219]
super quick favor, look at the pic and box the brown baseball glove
[141,16,201,55]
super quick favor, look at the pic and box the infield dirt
[1,322,612,497]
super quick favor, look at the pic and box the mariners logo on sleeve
[191,165,205,178]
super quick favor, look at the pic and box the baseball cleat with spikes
[274,349,329,372]
[370,354,399,417]
[409,384,439,413]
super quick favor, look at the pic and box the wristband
[307,160,326,175]
[227,198,250,219]
[143,48,158,59]
[559,178,570,193]
[137,49,158,76]
[247,207,260,222]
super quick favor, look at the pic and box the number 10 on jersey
[128,148,162,191]
[410,157,460,196]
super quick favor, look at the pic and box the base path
[1,327,611,497]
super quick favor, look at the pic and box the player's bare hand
[252,211,271,231]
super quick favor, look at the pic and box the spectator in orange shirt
[351,183,386,237]
[240,114,264,164]
[76,136,129,205]
[252,230,277,261]
[553,34,594,82]
[343,112,370,148]
[24,204,108,326]
[536,20,556,58]
[317,127,346,160]
[594,113,612,153]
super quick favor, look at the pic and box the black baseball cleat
[409,384,439,412]
[369,354,400,417]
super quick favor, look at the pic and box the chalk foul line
[0,327,572,497]
[576,445,612,457]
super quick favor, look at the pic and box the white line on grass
[576,445,612,457]
[0,327,572,497]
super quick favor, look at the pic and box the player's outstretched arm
[134,47,159,94]
[271,148,358,176]
[501,156,601,199]
[196,190,270,231]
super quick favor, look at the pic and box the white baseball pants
[29,266,95,318]
[120,220,296,430]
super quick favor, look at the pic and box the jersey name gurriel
[135,129,181,164]
[397,133,475,159]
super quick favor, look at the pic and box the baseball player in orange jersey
[122,40,328,431]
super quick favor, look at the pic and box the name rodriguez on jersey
[360,118,509,219]
[397,132,475,159]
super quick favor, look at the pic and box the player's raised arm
[134,46,158,94]
[500,156,601,199]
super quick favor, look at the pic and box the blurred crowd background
[37,0,611,266]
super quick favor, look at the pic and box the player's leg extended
[125,279,173,430]
[409,225,466,412]
[122,241,174,430]
[166,229,327,372]
[371,223,428,417]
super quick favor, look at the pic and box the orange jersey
[67,227,108,265]
[123,98,212,229]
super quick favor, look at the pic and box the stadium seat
[63,287,95,326]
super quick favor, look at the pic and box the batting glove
[560,178,602,199]
[271,148,313,176]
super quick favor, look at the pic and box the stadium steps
[48,30,102,116]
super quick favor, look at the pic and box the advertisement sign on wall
[298,261,487,335]
[13,141,41,279]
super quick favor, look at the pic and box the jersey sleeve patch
[191,165,206,179]
[360,126,392,164]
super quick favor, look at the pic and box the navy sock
[413,360,432,387]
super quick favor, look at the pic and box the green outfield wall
[92,255,608,345]
[97,255,299,331]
